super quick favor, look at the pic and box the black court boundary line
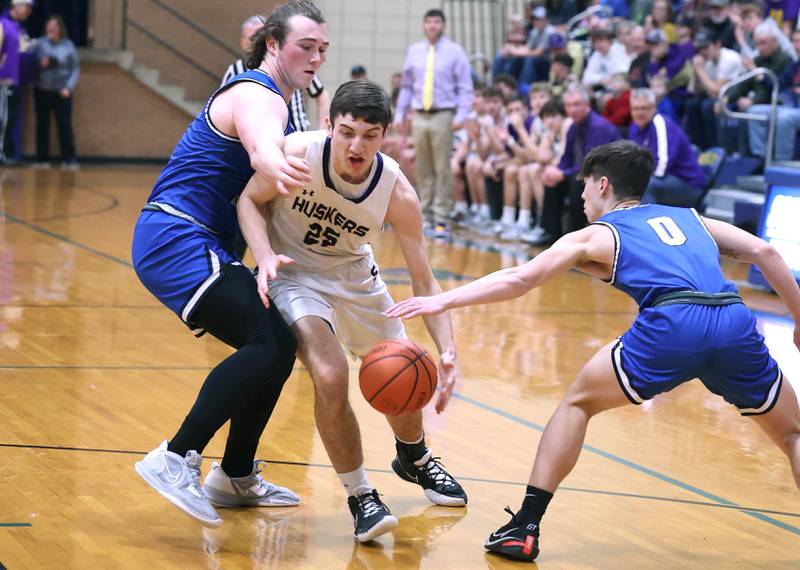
[0,441,798,520]
[26,186,121,223]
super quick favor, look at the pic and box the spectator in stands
[544,0,579,26]
[528,83,552,138]
[33,15,80,169]
[601,72,632,129]
[518,7,557,86]
[764,0,799,34]
[0,0,33,165]
[702,0,737,49]
[649,73,679,120]
[549,53,576,97]
[350,64,367,80]
[730,23,799,161]
[644,0,677,43]
[222,15,330,131]
[395,8,473,235]
[779,29,800,107]
[646,28,692,116]
[495,94,537,235]
[492,14,530,79]
[686,29,743,149]
[627,25,651,87]
[516,98,572,243]
[582,28,632,93]
[736,3,798,63]
[533,84,621,245]
[465,86,504,227]
[493,73,518,98]
[628,88,707,206]
[674,15,697,59]
[547,33,585,80]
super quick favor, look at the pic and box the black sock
[518,485,553,524]
[168,416,215,458]
[395,436,428,464]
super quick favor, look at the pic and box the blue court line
[0,523,32,527]
[453,391,800,537]
[1,212,134,268]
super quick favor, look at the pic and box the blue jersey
[594,204,738,309]
[145,69,293,240]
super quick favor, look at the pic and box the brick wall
[22,62,192,160]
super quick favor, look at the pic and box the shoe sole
[391,459,467,507]
[204,485,300,508]
[354,515,398,542]
[135,462,223,527]
[484,543,539,562]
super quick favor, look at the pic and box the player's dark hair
[579,140,653,198]
[483,86,504,100]
[424,9,446,21]
[330,80,392,128]
[247,1,325,69]
[493,73,518,91]
[540,98,565,118]
[504,93,525,106]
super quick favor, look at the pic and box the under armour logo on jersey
[302,189,315,197]
[371,265,378,282]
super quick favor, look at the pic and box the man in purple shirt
[394,8,473,235]
[628,88,707,207]
[527,83,620,245]
[0,0,32,164]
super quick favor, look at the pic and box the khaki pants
[412,110,454,221]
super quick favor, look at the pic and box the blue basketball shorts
[612,302,782,416]
[131,210,243,329]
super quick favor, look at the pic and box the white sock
[470,202,479,214]
[337,465,372,497]
[455,200,468,214]
[501,206,516,225]
[479,203,490,218]
[517,209,531,227]
[395,433,424,445]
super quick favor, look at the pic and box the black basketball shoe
[347,489,398,542]
[484,507,540,562]
[391,450,468,507]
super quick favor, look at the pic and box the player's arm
[703,217,800,344]
[386,226,607,318]
[236,135,309,307]
[384,170,459,412]
[229,83,312,196]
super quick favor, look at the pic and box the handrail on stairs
[717,66,779,169]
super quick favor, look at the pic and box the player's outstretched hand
[385,295,447,319]
[275,155,312,197]
[256,254,295,308]
[435,350,457,413]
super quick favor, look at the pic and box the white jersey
[267,130,400,271]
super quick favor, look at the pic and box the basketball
[359,339,438,416]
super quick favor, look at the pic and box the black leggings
[168,264,297,477]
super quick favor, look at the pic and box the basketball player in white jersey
[235,80,468,542]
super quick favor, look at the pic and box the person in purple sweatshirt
[628,87,707,207]
[0,0,32,165]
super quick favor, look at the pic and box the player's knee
[311,364,350,408]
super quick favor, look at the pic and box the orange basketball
[359,339,438,416]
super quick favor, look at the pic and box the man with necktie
[394,8,473,237]
[526,84,620,246]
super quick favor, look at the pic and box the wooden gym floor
[0,167,798,569]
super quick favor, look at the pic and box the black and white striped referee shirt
[221,58,324,132]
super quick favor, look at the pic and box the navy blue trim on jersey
[321,137,385,204]
[591,221,619,284]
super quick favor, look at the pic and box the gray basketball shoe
[135,440,222,527]
[203,460,300,507]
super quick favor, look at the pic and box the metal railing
[118,0,238,83]
[718,67,779,168]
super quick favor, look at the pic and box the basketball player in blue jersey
[130,2,328,527]
[237,80,468,543]
[387,140,800,562]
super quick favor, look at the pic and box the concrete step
[703,187,765,223]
